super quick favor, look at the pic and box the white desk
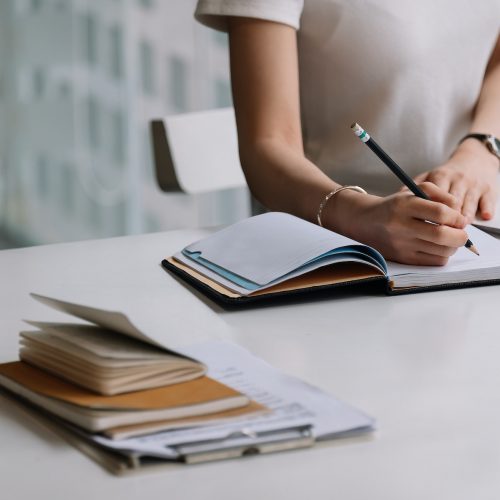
[2,230,500,500]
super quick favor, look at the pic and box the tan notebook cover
[166,257,383,299]
[105,400,268,439]
[0,361,244,411]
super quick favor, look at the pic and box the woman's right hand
[328,182,469,266]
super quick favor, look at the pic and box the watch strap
[459,133,500,161]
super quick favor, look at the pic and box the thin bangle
[317,185,367,227]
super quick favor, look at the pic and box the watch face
[486,135,500,158]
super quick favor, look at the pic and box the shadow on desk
[0,389,68,449]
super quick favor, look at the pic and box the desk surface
[1,230,500,500]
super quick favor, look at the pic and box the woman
[195,1,500,265]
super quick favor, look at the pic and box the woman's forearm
[239,137,340,223]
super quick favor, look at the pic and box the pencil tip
[350,122,358,129]
[469,245,480,256]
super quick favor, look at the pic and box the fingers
[448,179,467,212]
[414,239,459,258]
[423,170,451,193]
[411,252,450,266]
[462,188,481,222]
[405,195,467,229]
[391,242,458,267]
[413,172,429,184]
[478,187,497,220]
[417,182,459,211]
[405,217,469,248]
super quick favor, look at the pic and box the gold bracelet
[316,185,367,227]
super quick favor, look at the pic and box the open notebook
[163,212,500,304]
[20,294,206,395]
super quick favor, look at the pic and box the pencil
[350,122,479,256]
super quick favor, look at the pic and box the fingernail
[482,211,492,220]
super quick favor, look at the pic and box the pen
[350,123,479,256]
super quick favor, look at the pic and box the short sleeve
[195,0,304,32]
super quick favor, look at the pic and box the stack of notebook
[0,294,374,473]
[0,295,270,459]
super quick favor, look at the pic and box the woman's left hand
[411,139,499,223]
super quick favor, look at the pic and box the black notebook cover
[162,258,389,306]
[162,258,500,306]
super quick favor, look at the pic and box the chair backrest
[150,107,247,194]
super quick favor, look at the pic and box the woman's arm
[228,17,468,265]
[228,17,337,222]
[413,35,500,222]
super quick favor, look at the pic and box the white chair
[150,107,247,194]
[150,107,255,227]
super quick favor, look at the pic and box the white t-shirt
[195,0,500,195]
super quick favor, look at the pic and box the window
[60,163,74,215]
[32,67,46,99]
[109,24,124,80]
[145,213,160,233]
[58,80,72,98]
[213,31,228,47]
[168,56,187,111]
[81,12,98,66]
[115,201,127,235]
[87,95,100,150]
[35,154,49,199]
[215,78,232,108]
[111,109,126,164]
[88,196,101,232]
[139,40,155,95]
[54,0,67,11]
[30,0,43,13]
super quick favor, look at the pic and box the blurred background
[0,0,249,250]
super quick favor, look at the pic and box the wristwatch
[460,133,500,162]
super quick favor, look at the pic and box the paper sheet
[90,341,374,458]
[183,212,370,286]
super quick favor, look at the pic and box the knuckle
[433,204,447,221]
[419,181,435,191]
[432,225,447,244]
[432,171,446,181]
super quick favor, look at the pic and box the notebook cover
[0,388,139,476]
[161,258,387,305]
[105,400,268,439]
[386,278,500,295]
[164,258,500,302]
[0,361,245,410]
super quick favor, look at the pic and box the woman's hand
[328,182,468,266]
[410,140,499,223]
